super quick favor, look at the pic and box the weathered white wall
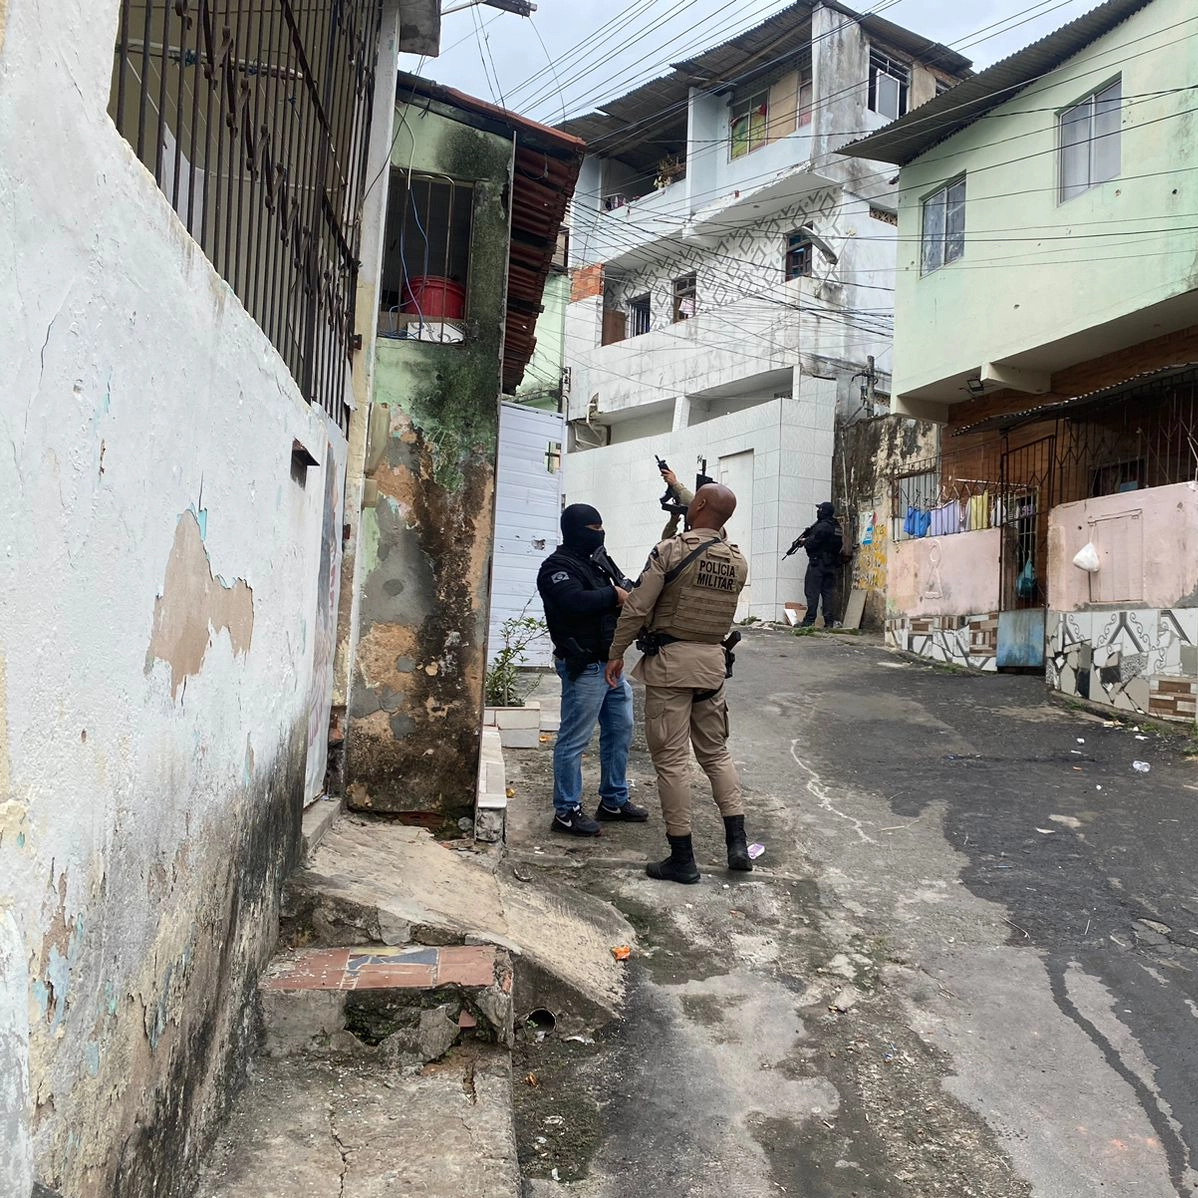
[0,2,357,1193]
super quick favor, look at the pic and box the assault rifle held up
[656,454,715,518]
[783,525,814,559]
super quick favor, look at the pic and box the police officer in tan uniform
[604,484,752,884]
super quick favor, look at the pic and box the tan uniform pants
[644,684,743,837]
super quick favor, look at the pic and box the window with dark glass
[785,232,813,280]
[672,273,697,322]
[629,293,652,336]
[921,176,966,275]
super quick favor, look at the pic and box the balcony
[587,178,692,268]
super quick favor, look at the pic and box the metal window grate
[109,0,383,433]
[629,294,651,337]
[379,172,473,344]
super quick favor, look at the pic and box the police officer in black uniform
[789,501,844,627]
[537,504,649,836]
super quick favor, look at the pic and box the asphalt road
[509,628,1198,1198]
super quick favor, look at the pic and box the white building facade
[558,1,970,618]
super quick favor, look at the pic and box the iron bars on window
[110,0,383,433]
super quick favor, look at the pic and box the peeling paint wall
[834,414,939,629]
[345,99,513,818]
[0,2,367,1193]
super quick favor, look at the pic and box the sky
[405,0,1100,125]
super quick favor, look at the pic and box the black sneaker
[551,807,602,837]
[595,800,649,823]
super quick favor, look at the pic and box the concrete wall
[1047,483,1198,611]
[892,0,1198,403]
[887,530,1003,618]
[0,1,361,1191]
[346,98,513,819]
[1045,484,1198,722]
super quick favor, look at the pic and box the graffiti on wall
[855,510,887,596]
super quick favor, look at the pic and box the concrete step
[259,943,514,1061]
[300,795,341,861]
[282,816,633,1034]
[197,1046,520,1197]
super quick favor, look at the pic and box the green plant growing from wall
[485,615,549,708]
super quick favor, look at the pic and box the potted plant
[654,153,686,189]
[484,615,549,746]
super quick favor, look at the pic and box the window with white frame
[1060,78,1122,202]
[869,51,909,120]
[798,69,814,127]
[921,176,966,275]
[629,294,651,336]
[730,90,769,159]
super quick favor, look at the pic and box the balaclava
[561,503,605,554]
[817,502,836,520]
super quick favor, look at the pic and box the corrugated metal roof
[396,73,585,393]
[950,363,1198,435]
[840,0,1155,166]
[559,0,970,151]
[674,0,970,81]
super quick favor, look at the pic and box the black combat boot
[724,815,752,872]
[646,834,701,885]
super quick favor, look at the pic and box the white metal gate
[488,402,564,668]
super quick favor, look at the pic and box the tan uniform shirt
[609,531,745,691]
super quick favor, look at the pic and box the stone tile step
[282,817,633,1035]
[198,1046,519,1198]
[260,943,513,1062]
[264,943,500,993]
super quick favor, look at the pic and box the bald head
[689,483,736,530]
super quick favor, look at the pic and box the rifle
[656,454,688,517]
[656,454,715,518]
[784,525,814,559]
[590,544,633,590]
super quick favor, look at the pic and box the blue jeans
[552,659,633,815]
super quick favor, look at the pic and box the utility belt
[635,631,682,657]
[636,629,743,679]
[561,638,602,681]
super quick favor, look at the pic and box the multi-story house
[557,0,970,619]
[844,0,1198,724]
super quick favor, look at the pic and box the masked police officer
[604,484,751,884]
[789,501,843,628]
[538,504,649,837]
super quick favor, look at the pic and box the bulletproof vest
[650,532,747,643]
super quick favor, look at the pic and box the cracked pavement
[508,627,1198,1197]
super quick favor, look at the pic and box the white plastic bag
[1072,542,1101,573]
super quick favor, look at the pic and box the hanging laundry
[929,501,958,536]
[968,491,990,531]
